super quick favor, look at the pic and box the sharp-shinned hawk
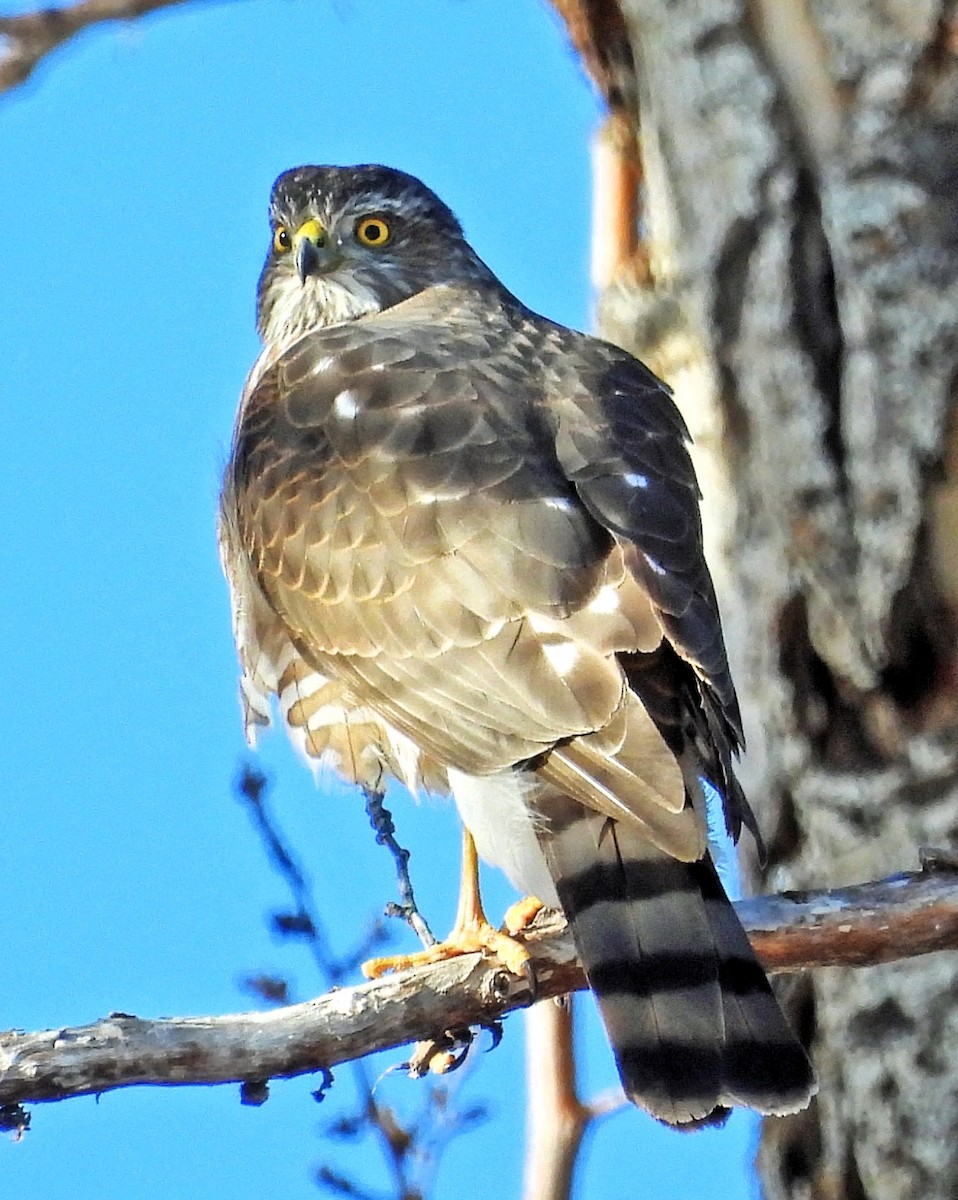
[220,164,815,1126]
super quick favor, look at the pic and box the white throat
[262,271,384,344]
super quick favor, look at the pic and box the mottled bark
[594,3,958,1197]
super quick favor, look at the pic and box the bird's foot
[361,912,533,981]
[363,829,541,986]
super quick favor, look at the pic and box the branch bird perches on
[2,853,957,1122]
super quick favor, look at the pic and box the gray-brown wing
[227,289,656,776]
[544,339,741,742]
[538,330,753,842]
[226,288,756,852]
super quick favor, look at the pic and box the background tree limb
[3,857,956,1112]
[0,0,212,94]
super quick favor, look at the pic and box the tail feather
[695,862,815,1113]
[539,802,815,1126]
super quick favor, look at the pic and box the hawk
[220,164,815,1126]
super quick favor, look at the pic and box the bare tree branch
[520,997,629,1200]
[0,0,213,95]
[737,848,958,972]
[521,999,590,1200]
[2,858,957,1110]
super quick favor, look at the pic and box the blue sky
[1,2,760,1196]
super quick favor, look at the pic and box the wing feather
[224,286,740,836]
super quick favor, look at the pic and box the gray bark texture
[594,2,958,1198]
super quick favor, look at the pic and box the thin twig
[236,766,468,1200]
[237,767,416,1197]
[364,787,437,949]
[3,857,958,1108]
[236,766,372,986]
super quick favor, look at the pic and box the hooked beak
[294,219,338,283]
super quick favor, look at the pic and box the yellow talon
[503,895,545,937]
[362,829,536,982]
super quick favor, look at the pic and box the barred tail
[540,805,815,1127]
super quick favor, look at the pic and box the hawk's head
[256,164,490,346]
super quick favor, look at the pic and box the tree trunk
[594,3,958,1197]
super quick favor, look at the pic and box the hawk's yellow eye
[273,226,292,254]
[355,217,390,247]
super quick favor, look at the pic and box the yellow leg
[451,822,484,929]
[362,829,535,980]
